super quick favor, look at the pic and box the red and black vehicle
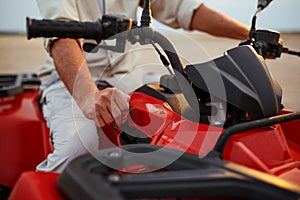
[1,0,300,199]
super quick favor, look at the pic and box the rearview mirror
[257,0,272,11]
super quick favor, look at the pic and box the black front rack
[57,144,300,200]
[0,73,40,97]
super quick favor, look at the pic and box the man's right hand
[81,87,130,129]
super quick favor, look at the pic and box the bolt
[159,110,167,114]
[107,174,120,182]
[107,151,122,159]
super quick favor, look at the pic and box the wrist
[75,88,99,120]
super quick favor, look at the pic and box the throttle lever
[83,40,126,53]
[83,43,98,53]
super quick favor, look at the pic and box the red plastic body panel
[124,93,300,185]
[8,172,63,200]
[123,92,224,155]
[7,92,300,199]
[0,90,53,187]
[222,111,300,186]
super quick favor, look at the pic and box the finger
[95,101,115,127]
[95,113,105,127]
[94,88,129,127]
[111,100,123,126]
[113,98,129,125]
[113,90,130,124]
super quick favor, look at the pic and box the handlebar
[27,18,103,43]
[26,15,186,76]
[240,29,300,58]
[245,0,299,59]
[282,48,300,57]
[27,15,133,43]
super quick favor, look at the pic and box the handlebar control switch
[252,29,282,58]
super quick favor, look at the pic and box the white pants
[36,76,99,172]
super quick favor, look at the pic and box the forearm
[50,38,98,112]
[190,4,250,40]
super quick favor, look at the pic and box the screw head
[107,151,122,159]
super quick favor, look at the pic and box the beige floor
[0,32,299,111]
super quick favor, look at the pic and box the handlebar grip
[282,47,300,57]
[26,17,103,43]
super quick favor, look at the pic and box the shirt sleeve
[36,0,79,20]
[36,0,81,54]
[150,0,203,30]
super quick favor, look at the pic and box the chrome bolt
[107,174,120,182]
[107,151,122,159]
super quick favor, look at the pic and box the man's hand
[51,38,130,129]
[82,88,130,129]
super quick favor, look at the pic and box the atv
[1,0,300,199]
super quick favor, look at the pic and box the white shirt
[36,0,203,80]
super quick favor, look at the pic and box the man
[36,0,249,172]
